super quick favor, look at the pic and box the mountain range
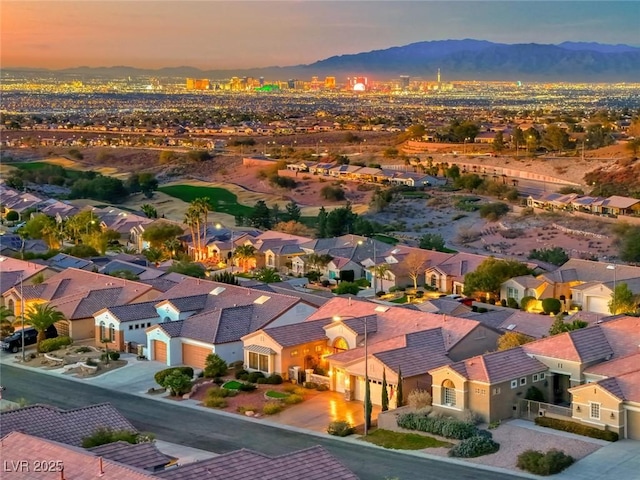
[9,40,640,82]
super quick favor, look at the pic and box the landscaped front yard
[17,343,127,377]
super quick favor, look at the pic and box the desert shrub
[154,367,194,387]
[246,371,265,383]
[316,384,329,391]
[235,369,249,380]
[203,396,228,408]
[535,417,618,441]
[283,394,304,405]
[237,404,259,414]
[520,296,536,310]
[263,402,283,415]
[75,346,92,353]
[479,202,510,221]
[334,281,360,295]
[541,298,562,314]
[203,353,228,379]
[206,387,236,398]
[81,428,142,448]
[397,412,479,440]
[517,449,574,475]
[162,371,192,396]
[327,420,355,437]
[448,435,500,458]
[256,377,268,384]
[320,185,345,201]
[303,382,318,390]
[407,389,432,410]
[283,384,298,394]
[525,386,545,402]
[38,336,73,353]
[238,382,257,392]
[266,374,283,385]
[108,351,120,361]
[461,409,483,425]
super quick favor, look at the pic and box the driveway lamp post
[358,239,377,294]
[607,264,617,311]
[334,314,370,436]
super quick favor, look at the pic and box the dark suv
[1,326,58,353]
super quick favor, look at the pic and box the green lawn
[362,429,452,450]
[390,295,408,304]
[265,390,289,399]
[372,234,399,245]
[158,185,254,217]
[222,380,243,390]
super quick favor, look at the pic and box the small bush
[81,428,140,448]
[397,412,480,440]
[206,387,236,398]
[303,382,318,390]
[38,336,73,353]
[109,351,120,361]
[266,374,283,385]
[154,367,194,387]
[162,370,192,396]
[520,295,536,311]
[517,449,574,475]
[449,435,500,458]
[235,369,248,380]
[283,394,304,405]
[238,382,257,392]
[542,298,562,315]
[327,420,355,437]
[263,401,283,415]
[203,396,228,408]
[461,409,483,425]
[256,377,268,384]
[283,384,298,394]
[203,353,228,379]
[237,404,259,414]
[535,416,618,441]
[247,371,265,383]
[408,389,432,410]
[75,346,92,353]
[316,384,329,391]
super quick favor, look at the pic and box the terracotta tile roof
[609,370,640,402]
[0,432,154,480]
[545,258,640,284]
[156,445,358,480]
[523,324,613,362]
[0,403,137,446]
[88,441,174,471]
[138,277,178,292]
[263,318,333,347]
[584,352,640,377]
[498,311,557,339]
[597,315,640,357]
[0,256,47,279]
[440,347,547,384]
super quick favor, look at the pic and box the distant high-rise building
[259,76,265,87]
[186,78,210,90]
[349,76,368,91]
[399,75,410,90]
[324,76,336,89]
[287,79,297,89]
[437,68,441,83]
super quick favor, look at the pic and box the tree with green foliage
[549,316,588,336]
[512,127,525,155]
[203,353,228,379]
[528,247,569,266]
[167,260,206,278]
[492,131,505,153]
[326,204,357,237]
[396,367,404,407]
[463,257,531,298]
[320,185,346,201]
[445,164,461,180]
[285,200,301,222]
[63,244,99,258]
[249,200,272,229]
[419,233,446,251]
[454,174,484,191]
[541,298,562,314]
[141,204,158,218]
[234,244,256,273]
[364,377,372,434]
[317,207,328,238]
[479,202,510,221]
[255,267,281,284]
[64,211,100,245]
[209,271,240,285]
[543,125,570,152]
[162,370,193,396]
[616,226,640,263]
[25,303,65,348]
[143,247,164,266]
[381,369,389,412]
[0,305,14,338]
[609,283,638,315]
[498,332,533,351]
[21,214,61,250]
[142,223,184,250]
[334,282,360,295]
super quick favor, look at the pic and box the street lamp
[607,264,617,311]
[333,314,370,436]
[215,223,235,272]
[358,238,377,294]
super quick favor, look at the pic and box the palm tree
[373,263,391,292]
[191,198,211,260]
[143,247,164,267]
[24,303,65,348]
[184,209,200,260]
[0,305,14,338]
[255,267,281,284]
[234,244,256,273]
[164,238,182,259]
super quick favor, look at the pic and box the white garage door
[354,377,383,406]
[586,296,609,314]
[627,410,640,440]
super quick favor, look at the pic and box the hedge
[327,420,355,437]
[154,367,194,387]
[38,336,73,353]
[397,412,481,440]
[448,435,500,458]
[517,449,574,475]
[535,416,618,442]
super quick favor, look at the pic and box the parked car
[0,326,58,353]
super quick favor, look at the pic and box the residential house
[388,172,446,188]
[500,275,555,309]
[47,252,96,271]
[144,277,317,368]
[94,207,153,244]
[0,256,53,311]
[130,219,188,254]
[243,231,312,272]
[375,245,453,291]
[3,268,160,340]
[592,196,640,216]
[424,252,488,294]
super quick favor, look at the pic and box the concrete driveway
[81,353,168,393]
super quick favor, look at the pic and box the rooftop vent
[209,287,226,296]
[506,324,516,331]
[254,295,271,304]
[374,306,389,313]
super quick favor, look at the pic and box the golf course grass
[158,185,254,217]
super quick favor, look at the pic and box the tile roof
[88,441,174,471]
[595,377,626,400]
[156,445,358,480]
[263,318,333,347]
[154,320,184,338]
[0,432,154,480]
[0,403,137,446]
[48,253,94,270]
[597,315,640,357]
[102,300,159,323]
[444,347,547,384]
[545,258,640,284]
[138,277,178,293]
[498,311,557,339]
[522,323,614,362]
[584,352,640,377]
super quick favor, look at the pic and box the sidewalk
[2,350,639,479]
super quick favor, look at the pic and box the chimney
[348,297,352,306]
[98,457,104,476]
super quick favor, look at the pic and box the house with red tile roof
[2,268,160,340]
[143,277,317,368]
[424,252,489,294]
[243,297,501,407]
[372,245,454,291]
[0,256,54,313]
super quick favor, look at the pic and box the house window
[248,352,269,372]
[590,402,600,420]
[520,377,527,386]
[315,345,323,353]
[99,321,106,339]
[533,374,539,382]
[129,325,133,330]
[430,274,437,287]
[109,325,115,342]
[511,380,518,389]
[135,324,139,329]
[492,387,501,396]
[147,322,151,327]
[333,337,348,353]
[290,350,298,357]
[507,287,519,300]
[442,379,456,406]
[474,388,486,395]
[540,373,545,380]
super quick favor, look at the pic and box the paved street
[1,365,529,480]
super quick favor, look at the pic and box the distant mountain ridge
[7,40,640,82]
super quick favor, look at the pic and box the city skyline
[2,0,639,70]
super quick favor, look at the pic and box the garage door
[153,340,167,363]
[627,410,640,440]
[354,377,383,406]
[586,296,609,314]
[182,343,211,369]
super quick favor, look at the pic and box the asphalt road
[1,365,527,480]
